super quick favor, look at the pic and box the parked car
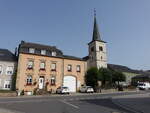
[80,86,94,93]
[137,82,150,90]
[56,86,70,94]
[120,82,129,88]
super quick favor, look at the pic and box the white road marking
[60,100,79,109]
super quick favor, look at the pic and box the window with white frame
[0,65,2,75]
[52,51,56,56]
[6,66,13,75]
[67,64,72,72]
[40,62,45,70]
[27,60,34,69]
[50,76,56,85]
[26,76,32,85]
[4,80,11,89]
[29,48,35,53]
[41,50,46,55]
[76,65,81,72]
[51,63,56,71]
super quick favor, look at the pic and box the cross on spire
[92,9,101,41]
[94,8,96,17]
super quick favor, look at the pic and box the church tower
[87,11,107,69]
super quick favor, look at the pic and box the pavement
[0,91,149,113]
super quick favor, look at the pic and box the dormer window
[41,50,46,55]
[29,48,35,53]
[52,51,56,56]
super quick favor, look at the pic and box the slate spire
[92,9,101,41]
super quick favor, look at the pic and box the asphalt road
[0,91,149,113]
[113,96,150,113]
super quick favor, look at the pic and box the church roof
[92,16,101,41]
[89,11,106,44]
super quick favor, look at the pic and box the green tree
[85,67,99,89]
[98,68,112,87]
[112,71,126,86]
[11,69,17,91]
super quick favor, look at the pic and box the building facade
[0,49,17,90]
[16,41,87,93]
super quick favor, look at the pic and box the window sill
[25,83,32,86]
[51,69,56,72]
[67,70,72,72]
[27,68,33,70]
[39,69,46,71]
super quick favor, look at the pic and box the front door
[39,77,44,89]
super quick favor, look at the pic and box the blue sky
[0,0,150,70]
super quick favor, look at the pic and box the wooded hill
[108,64,150,74]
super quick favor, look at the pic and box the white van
[137,82,150,90]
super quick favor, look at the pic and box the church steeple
[92,9,101,41]
[87,9,107,69]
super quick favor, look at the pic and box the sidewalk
[0,90,140,99]
[0,88,140,99]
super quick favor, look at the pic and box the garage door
[63,76,76,92]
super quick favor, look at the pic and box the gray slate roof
[92,16,101,41]
[63,55,83,61]
[19,41,63,57]
[88,16,106,45]
[0,49,17,62]
[20,41,60,51]
[19,41,84,61]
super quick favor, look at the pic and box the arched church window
[99,46,103,51]
[91,47,94,52]
[101,56,103,60]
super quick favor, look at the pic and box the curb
[0,90,139,99]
